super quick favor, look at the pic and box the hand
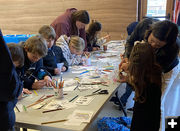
[44,75,52,87]
[32,80,46,90]
[54,68,61,75]
[118,72,128,83]
[61,66,66,72]
[23,88,32,94]
[92,47,100,51]
[119,55,128,69]
[121,63,129,72]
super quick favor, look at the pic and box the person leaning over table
[119,42,162,131]
[51,8,90,50]
[7,43,32,97]
[0,30,23,131]
[86,20,110,52]
[56,35,85,66]
[38,25,69,76]
[18,35,53,90]
[119,19,180,131]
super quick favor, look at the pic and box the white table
[15,40,125,131]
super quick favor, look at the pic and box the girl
[56,35,85,66]
[119,42,162,131]
[86,20,110,51]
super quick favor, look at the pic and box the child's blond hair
[24,35,48,57]
[38,25,56,40]
[69,36,85,52]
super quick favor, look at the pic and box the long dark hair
[71,10,90,34]
[144,20,178,47]
[128,42,162,103]
[86,20,102,43]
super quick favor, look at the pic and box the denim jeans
[119,83,133,106]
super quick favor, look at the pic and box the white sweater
[56,35,82,66]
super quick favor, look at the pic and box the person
[51,8,90,48]
[86,20,110,52]
[19,35,52,90]
[56,35,85,66]
[0,30,22,130]
[119,42,162,131]
[38,25,69,76]
[7,43,32,96]
[120,19,180,131]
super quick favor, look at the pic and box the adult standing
[51,8,90,49]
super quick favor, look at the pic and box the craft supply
[41,119,67,125]
[69,95,79,102]
[15,106,20,112]
[42,108,63,113]
[33,90,38,96]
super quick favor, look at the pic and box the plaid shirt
[56,35,82,66]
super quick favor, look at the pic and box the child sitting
[86,20,110,51]
[119,42,162,131]
[39,25,68,76]
[7,43,32,95]
[19,35,52,90]
[56,35,85,66]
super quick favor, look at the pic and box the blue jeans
[120,83,133,106]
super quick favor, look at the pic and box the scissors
[85,89,109,97]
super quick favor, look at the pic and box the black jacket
[43,45,68,76]
[131,83,161,131]
[0,30,22,130]
[86,32,100,52]
[19,44,51,90]
[124,18,179,73]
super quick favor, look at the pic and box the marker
[33,90,38,96]
[69,95,79,102]
[80,70,89,75]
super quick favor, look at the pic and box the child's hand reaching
[23,88,32,94]
[44,76,52,87]
[32,80,46,89]
[54,68,61,75]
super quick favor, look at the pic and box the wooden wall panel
[0,0,137,40]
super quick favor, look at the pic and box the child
[86,20,110,51]
[38,25,69,76]
[7,43,32,95]
[56,35,85,66]
[0,30,22,130]
[119,42,162,131]
[19,35,52,90]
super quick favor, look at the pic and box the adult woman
[51,8,90,49]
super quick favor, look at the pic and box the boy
[20,35,52,90]
[39,25,68,76]
[7,43,32,95]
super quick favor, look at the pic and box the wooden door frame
[139,0,175,21]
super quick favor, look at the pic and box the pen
[69,95,79,102]
[42,108,63,113]
[92,89,101,94]
[41,119,68,125]
[80,70,89,75]
[15,106,20,112]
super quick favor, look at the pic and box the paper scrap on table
[44,99,76,110]
[78,85,99,90]
[64,110,94,125]
[63,79,78,91]
[74,96,95,105]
